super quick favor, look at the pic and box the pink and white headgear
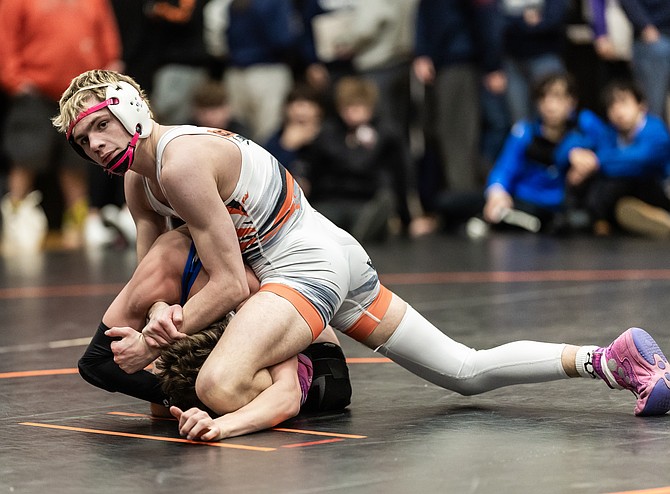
[66,81,153,176]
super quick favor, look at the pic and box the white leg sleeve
[375,305,569,395]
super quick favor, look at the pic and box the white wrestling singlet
[146,126,392,341]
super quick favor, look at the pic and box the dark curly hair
[154,314,232,412]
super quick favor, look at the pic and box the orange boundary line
[606,488,670,494]
[0,283,124,300]
[272,427,366,439]
[0,368,78,379]
[109,413,367,439]
[21,415,366,450]
[380,269,670,285]
[19,422,276,451]
[281,438,343,448]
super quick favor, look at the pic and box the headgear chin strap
[104,130,140,176]
[66,81,153,176]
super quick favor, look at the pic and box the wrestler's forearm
[180,279,248,335]
[147,301,170,322]
[213,360,302,439]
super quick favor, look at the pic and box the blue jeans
[632,35,670,119]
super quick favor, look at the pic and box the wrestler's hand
[142,304,186,349]
[171,406,223,442]
[106,326,160,374]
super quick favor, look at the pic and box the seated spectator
[567,79,670,237]
[302,76,414,243]
[189,79,249,136]
[483,72,586,230]
[437,72,588,235]
[263,84,324,187]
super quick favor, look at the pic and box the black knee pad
[78,321,167,404]
[302,343,352,412]
[78,322,120,392]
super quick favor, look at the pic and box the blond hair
[334,77,379,110]
[52,70,152,133]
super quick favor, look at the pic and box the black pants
[585,175,670,223]
[78,322,169,405]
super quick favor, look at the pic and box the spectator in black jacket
[303,77,414,243]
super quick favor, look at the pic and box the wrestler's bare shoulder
[159,130,242,192]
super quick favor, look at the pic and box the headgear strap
[105,131,140,176]
[66,98,119,140]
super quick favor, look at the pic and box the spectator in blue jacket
[482,72,586,231]
[567,79,670,237]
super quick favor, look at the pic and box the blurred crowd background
[2,0,670,255]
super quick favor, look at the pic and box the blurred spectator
[413,0,504,202]
[83,168,129,250]
[0,0,122,253]
[222,0,301,142]
[110,0,156,91]
[319,0,419,139]
[581,0,633,115]
[618,0,670,121]
[298,0,357,92]
[0,89,8,198]
[302,77,414,243]
[589,0,633,65]
[145,0,215,124]
[263,84,324,186]
[567,79,670,237]
[501,0,570,123]
[436,72,587,235]
[189,78,250,136]
[482,72,585,232]
[480,11,511,172]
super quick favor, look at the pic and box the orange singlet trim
[260,283,325,340]
[345,285,392,342]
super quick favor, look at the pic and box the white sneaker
[84,213,117,249]
[1,191,48,255]
[101,204,137,246]
[465,217,490,240]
